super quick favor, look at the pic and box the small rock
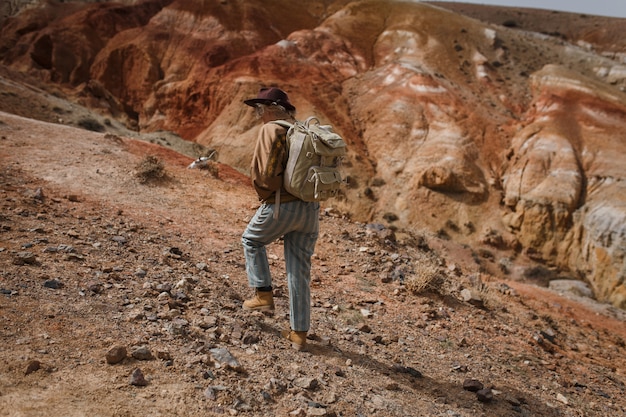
[196,262,209,272]
[261,390,273,402]
[358,324,372,333]
[392,364,422,378]
[14,251,37,265]
[25,360,41,375]
[210,348,243,372]
[112,235,127,244]
[33,187,44,201]
[463,378,484,392]
[293,377,318,390]
[307,406,328,416]
[506,395,522,406]
[164,318,189,336]
[129,368,148,386]
[131,346,154,360]
[204,387,217,400]
[43,279,63,289]
[460,288,484,307]
[106,346,127,364]
[289,408,306,416]
[556,393,568,405]
[86,281,103,294]
[476,388,493,402]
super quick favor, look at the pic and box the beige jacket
[250,122,299,203]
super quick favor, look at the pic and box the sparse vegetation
[406,263,446,295]
[135,155,168,184]
[77,117,105,132]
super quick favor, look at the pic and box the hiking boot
[281,329,307,351]
[242,290,274,312]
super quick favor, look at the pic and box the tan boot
[242,290,274,312]
[281,329,307,351]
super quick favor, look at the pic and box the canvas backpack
[273,116,347,203]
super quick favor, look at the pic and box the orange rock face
[1,0,626,307]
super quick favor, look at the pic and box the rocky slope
[2,2,626,415]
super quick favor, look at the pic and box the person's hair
[262,103,295,118]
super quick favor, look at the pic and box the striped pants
[242,200,320,332]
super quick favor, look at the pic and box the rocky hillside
[1,2,626,416]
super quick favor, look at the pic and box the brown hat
[244,87,295,111]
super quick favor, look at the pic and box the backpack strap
[272,120,293,129]
[270,120,293,219]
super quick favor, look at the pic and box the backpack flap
[308,125,346,157]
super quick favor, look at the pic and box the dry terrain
[1,90,626,417]
[1,1,626,416]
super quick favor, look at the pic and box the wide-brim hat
[244,87,296,112]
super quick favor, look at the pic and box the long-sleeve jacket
[250,121,299,203]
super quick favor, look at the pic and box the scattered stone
[210,348,243,372]
[556,393,568,405]
[358,324,372,333]
[476,388,493,402]
[540,328,557,344]
[131,346,154,360]
[57,244,75,253]
[307,406,328,416]
[463,378,484,392]
[289,408,306,416]
[13,251,37,265]
[86,281,103,294]
[129,368,148,386]
[112,236,127,244]
[33,187,44,201]
[392,364,422,378]
[460,288,484,307]
[106,346,127,364]
[532,332,557,353]
[204,387,217,400]
[25,360,41,375]
[261,390,273,402]
[506,395,522,406]
[293,377,319,390]
[452,363,469,372]
[43,279,63,289]
[164,318,189,336]
[266,378,287,394]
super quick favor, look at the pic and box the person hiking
[241,87,320,351]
